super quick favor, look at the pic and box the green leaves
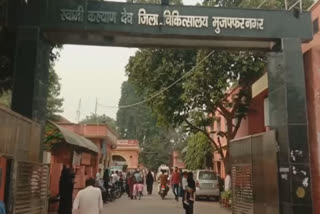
[116,81,159,143]
[47,63,64,121]
[184,132,213,170]
[81,114,118,132]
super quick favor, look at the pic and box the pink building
[301,1,320,212]
[172,151,185,169]
[210,2,320,212]
[210,84,268,178]
[57,123,118,172]
[111,140,140,170]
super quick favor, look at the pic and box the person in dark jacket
[184,172,196,214]
[58,166,74,214]
[146,170,154,195]
[102,169,110,203]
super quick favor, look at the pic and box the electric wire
[97,50,215,109]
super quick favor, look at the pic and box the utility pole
[95,98,98,116]
[76,98,81,123]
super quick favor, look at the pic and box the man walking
[72,178,103,214]
[171,167,180,201]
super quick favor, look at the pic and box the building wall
[301,3,320,213]
[58,123,118,174]
[111,150,139,170]
[111,140,140,170]
[172,151,185,169]
[304,47,320,214]
[49,144,97,199]
[0,157,7,201]
[212,88,268,178]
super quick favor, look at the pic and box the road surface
[102,189,231,214]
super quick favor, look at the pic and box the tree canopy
[184,132,213,170]
[81,113,117,132]
[0,45,64,121]
[125,0,314,173]
[116,81,188,170]
[116,81,160,145]
[47,63,64,121]
[126,47,265,170]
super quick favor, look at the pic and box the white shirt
[112,174,119,183]
[224,174,231,191]
[96,172,102,181]
[182,177,188,190]
[72,186,103,214]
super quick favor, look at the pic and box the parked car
[193,170,220,201]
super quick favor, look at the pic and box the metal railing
[285,0,303,11]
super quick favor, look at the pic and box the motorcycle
[159,184,169,200]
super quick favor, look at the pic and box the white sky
[54,0,202,122]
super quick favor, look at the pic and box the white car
[194,170,220,200]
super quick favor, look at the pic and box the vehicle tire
[116,191,121,199]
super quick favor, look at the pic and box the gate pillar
[11,26,50,125]
[268,38,313,213]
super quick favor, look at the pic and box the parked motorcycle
[113,181,122,199]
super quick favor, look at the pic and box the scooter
[159,184,169,200]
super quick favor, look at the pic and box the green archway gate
[8,0,314,213]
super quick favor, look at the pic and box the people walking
[183,172,196,214]
[181,171,188,205]
[103,169,110,203]
[146,169,154,195]
[171,167,180,201]
[96,168,102,182]
[58,166,74,214]
[72,178,103,214]
[127,172,135,199]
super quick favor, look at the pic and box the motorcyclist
[157,170,169,194]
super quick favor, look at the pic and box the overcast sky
[54,0,203,122]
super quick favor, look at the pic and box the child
[183,172,195,206]
[132,183,138,199]
[184,186,195,205]
[137,181,144,200]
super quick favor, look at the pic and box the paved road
[102,189,231,214]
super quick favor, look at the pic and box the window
[233,117,239,127]
[313,18,319,34]
[264,97,270,127]
[217,118,221,132]
[225,120,228,132]
[199,171,216,180]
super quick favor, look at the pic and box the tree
[126,48,265,172]
[81,113,117,132]
[47,63,64,121]
[126,0,314,174]
[0,35,64,119]
[139,133,173,171]
[184,132,213,170]
[116,81,187,169]
[211,0,313,9]
[116,81,160,145]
